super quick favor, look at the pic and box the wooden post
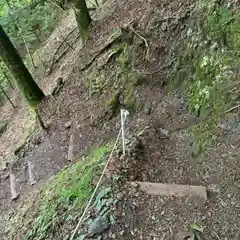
[68,134,74,161]
[27,161,36,185]
[10,172,19,200]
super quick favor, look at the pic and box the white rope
[70,110,128,240]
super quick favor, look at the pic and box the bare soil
[1,0,240,239]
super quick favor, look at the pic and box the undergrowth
[171,1,240,154]
[4,143,111,240]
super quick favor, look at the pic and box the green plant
[171,2,240,152]
[23,143,112,240]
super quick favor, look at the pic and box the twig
[136,60,173,75]
[99,72,115,91]
[36,49,47,70]
[70,127,122,240]
[48,0,66,12]
[203,227,221,240]
[57,26,74,50]
[47,27,79,76]
[129,26,150,59]
[210,229,221,240]
[78,34,123,73]
[224,104,240,114]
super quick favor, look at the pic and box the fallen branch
[136,60,173,75]
[129,26,150,59]
[224,104,240,114]
[47,27,79,76]
[78,33,123,73]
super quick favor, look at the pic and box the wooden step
[134,181,207,200]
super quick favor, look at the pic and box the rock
[156,128,170,139]
[116,192,123,200]
[207,184,220,194]
[46,119,53,127]
[110,233,116,239]
[130,182,138,188]
[64,121,72,129]
[88,215,110,236]
[161,22,168,31]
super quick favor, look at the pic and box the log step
[134,181,207,200]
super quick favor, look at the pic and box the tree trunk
[0,63,15,89]
[0,83,16,108]
[0,25,44,107]
[74,0,91,39]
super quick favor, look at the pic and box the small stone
[161,210,165,216]
[208,184,220,194]
[161,22,168,31]
[156,128,170,139]
[64,121,72,129]
[130,230,135,236]
[151,216,156,220]
[88,215,110,236]
[227,193,232,198]
[120,230,125,236]
[132,202,138,207]
[46,119,53,127]
[130,182,138,188]
[110,233,116,239]
[116,192,123,200]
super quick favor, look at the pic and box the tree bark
[74,0,91,39]
[0,25,44,107]
[0,83,16,108]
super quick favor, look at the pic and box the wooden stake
[10,172,19,200]
[68,134,74,161]
[28,161,36,185]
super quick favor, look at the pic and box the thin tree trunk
[36,50,46,69]
[22,36,36,69]
[0,83,16,108]
[35,108,48,131]
[74,0,91,40]
[5,0,36,69]
[34,31,41,43]
[0,25,44,107]
[0,64,14,89]
[3,71,14,89]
